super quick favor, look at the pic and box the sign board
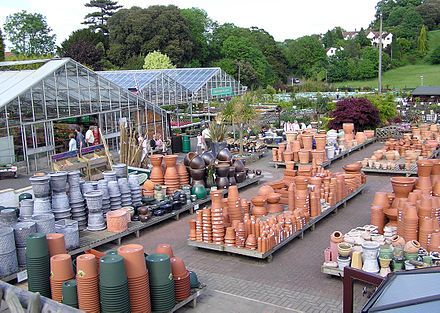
[211,86,233,97]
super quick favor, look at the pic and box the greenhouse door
[22,121,55,173]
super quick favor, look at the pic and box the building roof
[98,67,223,93]
[0,58,69,109]
[411,86,440,97]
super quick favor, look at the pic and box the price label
[194,204,200,211]
[17,270,28,283]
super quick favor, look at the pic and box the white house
[326,47,344,57]
[341,30,393,49]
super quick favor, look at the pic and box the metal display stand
[188,184,366,262]
[269,137,377,169]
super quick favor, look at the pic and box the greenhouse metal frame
[0,58,168,173]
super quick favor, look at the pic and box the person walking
[93,126,100,145]
[85,126,95,147]
[202,125,211,150]
[75,127,86,151]
[68,133,77,151]
[196,132,205,154]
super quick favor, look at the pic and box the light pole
[378,13,383,94]
[420,75,424,86]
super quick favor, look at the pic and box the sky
[0,0,379,49]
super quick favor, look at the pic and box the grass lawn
[334,64,440,90]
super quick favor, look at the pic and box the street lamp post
[420,75,424,86]
[378,13,383,94]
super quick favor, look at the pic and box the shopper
[68,133,77,151]
[93,126,100,145]
[75,127,86,151]
[85,126,95,146]
[202,125,211,150]
[155,135,164,152]
[150,135,157,154]
[197,132,205,154]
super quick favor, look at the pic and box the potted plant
[208,117,227,157]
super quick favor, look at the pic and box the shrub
[328,98,380,131]
[365,94,397,125]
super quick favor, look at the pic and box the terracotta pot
[342,123,354,134]
[170,256,187,278]
[272,148,278,162]
[50,254,74,281]
[46,233,67,257]
[371,205,385,234]
[390,235,406,247]
[76,254,98,278]
[295,176,309,190]
[404,240,421,254]
[228,185,239,199]
[343,162,362,173]
[154,243,174,257]
[372,192,390,208]
[330,231,343,243]
[314,134,326,151]
[417,159,433,177]
[117,244,147,278]
[373,150,384,160]
[390,177,416,199]
[258,185,274,198]
[292,140,301,152]
[285,161,295,171]
[283,152,293,162]
[266,193,281,204]
[298,150,310,164]
[302,134,313,150]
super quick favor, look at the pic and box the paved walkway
[0,142,391,312]
[106,142,391,313]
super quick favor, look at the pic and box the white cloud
[0,0,378,49]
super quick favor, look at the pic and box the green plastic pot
[379,244,393,259]
[392,260,404,271]
[62,279,78,307]
[99,254,128,287]
[26,233,49,258]
[404,252,418,261]
[106,249,118,255]
[189,271,200,288]
[146,254,173,286]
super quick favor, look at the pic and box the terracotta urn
[301,133,313,150]
[283,151,293,162]
[342,123,354,134]
[390,235,406,247]
[330,231,344,243]
[314,134,326,151]
[298,150,310,164]
[390,177,416,199]
[404,240,421,254]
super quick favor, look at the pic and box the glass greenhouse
[0,58,168,172]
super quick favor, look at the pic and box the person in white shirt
[202,125,211,150]
[85,126,95,146]
[68,133,77,151]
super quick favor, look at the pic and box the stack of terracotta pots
[142,180,155,197]
[251,196,267,217]
[117,244,152,313]
[227,186,243,222]
[106,209,129,233]
[188,220,196,240]
[177,163,189,186]
[235,222,246,247]
[342,123,354,144]
[195,211,203,241]
[370,192,390,234]
[170,256,191,302]
[224,227,236,246]
[266,193,282,213]
[201,208,212,243]
[50,254,75,302]
[76,253,101,313]
[46,233,67,257]
[164,155,180,195]
[211,190,224,245]
[150,155,164,185]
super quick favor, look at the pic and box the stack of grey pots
[84,191,106,231]
[29,174,51,215]
[128,174,142,207]
[0,209,18,226]
[19,199,34,221]
[118,178,132,207]
[49,172,72,221]
[13,222,36,267]
[103,170,117,182]
[0,226,18,276]
[112,163,127,179]
[55,219,79,250]
[68,171,87,231]
[108,181,122,210]
[98,180,111,214]
[32,214,55,234]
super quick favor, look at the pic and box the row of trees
[2,0,440,86]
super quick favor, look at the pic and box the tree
[329,98,380,131]
[0,28,4,61]
[322,30,334,49]
[430,44,440,64]
[417,25,428,55]
[355,28,371,48]
[283,35,327,78]
[3,11,56,56]
[143,51,175,69]
[181,8,212,67]
[83,0,122,36]
[366,94,397,124]
[416,0,440,30]
[58,28,105,70]
[107,5,193,67]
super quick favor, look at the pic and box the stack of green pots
[26,233,51,298]
[106,249,118,256]
[146,253,176,312]
[182,135,190,153]
[62,279,78,308]
[99,254,131,313]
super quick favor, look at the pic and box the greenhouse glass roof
[98,68,222,93]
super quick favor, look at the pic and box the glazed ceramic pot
[201,151,216,166]
[361,241,380,273]
[190,155,205,169]
[216,177,229,189]
[337,242,352,257]
[217,148,232,162]
[330,231,344,243]
[190,168,205,181]
[216,164,230,177]
[192,183,207,200]
[183,152,197,167]
[233,159,245,173]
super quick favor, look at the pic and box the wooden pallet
[321,265,344,277]
[188,184,366,262]
[169,284,206,312]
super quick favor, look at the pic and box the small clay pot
[330,231,344,243]
[155,243,174,257]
